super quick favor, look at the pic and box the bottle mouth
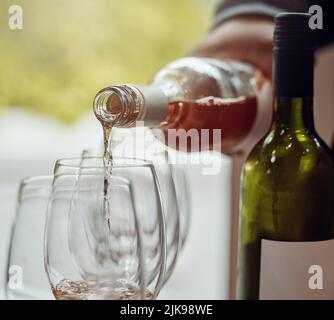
[93,85,144,127]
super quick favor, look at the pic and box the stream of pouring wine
[103,126,113,230]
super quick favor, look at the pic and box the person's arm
[212,0,333,48]
[191,1,334,77]
[191,15,275,77]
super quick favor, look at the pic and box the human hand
[190,15,275,78]
[191,15,275,153]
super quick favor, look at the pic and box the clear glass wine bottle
[93,57,270,154]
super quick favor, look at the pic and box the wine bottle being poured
[93,57,270,154]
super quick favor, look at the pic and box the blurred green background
[0,0,213,122]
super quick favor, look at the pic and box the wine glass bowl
[56,153,190,283]
[54,157,168,285]
[45,160,167,300]
[45,174,149,300]
[6,176,54,300]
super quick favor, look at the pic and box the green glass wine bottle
[237,13,334,300]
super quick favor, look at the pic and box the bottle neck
[93,84,168,128]
[273,97,314,131]
[272,44,314,131]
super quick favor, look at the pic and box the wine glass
[142,151,184,281]
[6,176,54,300]
[45,171,166,299]
[79,150,191,280]
[46,175,142,299]
[169,160,191,249]
[54,157,167,295]
[139,148,191,250]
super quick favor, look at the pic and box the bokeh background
[0,0,212,121]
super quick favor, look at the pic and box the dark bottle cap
[274,13,314,49]
[273,13,314,97]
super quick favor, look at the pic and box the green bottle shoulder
[243,128,334,177]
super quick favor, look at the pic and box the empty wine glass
[143,149,191,250]
[6,176,54,300]
[78,151,191,281]
[141,151,182,282]
[169,161,191,249]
